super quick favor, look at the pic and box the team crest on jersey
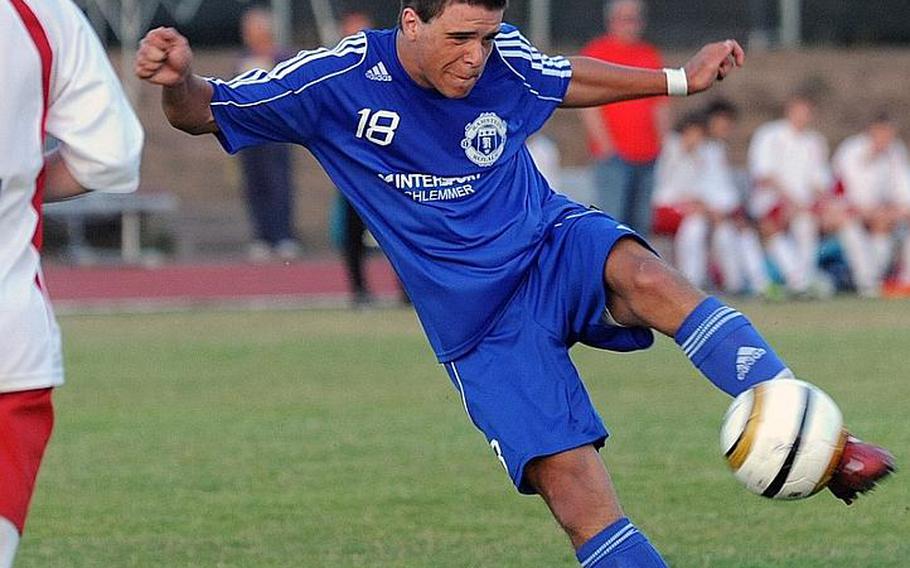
[461,113,508,167]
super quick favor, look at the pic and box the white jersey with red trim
[0,0,143,393]
[652,134,706,207]
[833,133,910,210]
[748,119,831,207]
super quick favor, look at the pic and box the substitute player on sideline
[136,1,893,565]
[1,1,143,565]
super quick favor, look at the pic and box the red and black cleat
[828,436,896,505]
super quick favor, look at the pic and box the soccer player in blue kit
[136,1,894,565]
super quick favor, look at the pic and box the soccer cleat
[827,435,896,505]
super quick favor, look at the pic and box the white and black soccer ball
[720,379,847,500]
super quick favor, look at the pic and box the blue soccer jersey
[209,24,584,361]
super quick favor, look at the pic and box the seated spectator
[831,113,910,295]
[701,99,771,296]
[652,113,711,287]
[748,93,831,296]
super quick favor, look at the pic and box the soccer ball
[720,379,847,500]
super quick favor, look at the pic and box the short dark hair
[870,111,893,126]
[674,110,708,133]
[400,0,508,24]
[704,98,739,120]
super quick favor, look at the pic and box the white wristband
[663,67,688,97]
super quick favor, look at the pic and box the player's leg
[711,220,744,293]
[604,238,791,395]
[238,147,274,247]
[627,162,656,236]
[603,237,895,501]
[818,200,878,296]
[594,157,633,225]
[839,220,878,296]
[0,388,55,568]
[753,195,808,293]
[870,231,893,279]
[791,210,820,286]
[525,446,622,547]
[898,228,910,284]
[737,226,772,296]
[674,213,709,288]
[341,196,371,303]
[443,220,666,566]
[525,447,668,567]
[263,144,297,248]
[446,345,668,567]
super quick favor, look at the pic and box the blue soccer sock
[576,518,667,567]
[675,297,792,397]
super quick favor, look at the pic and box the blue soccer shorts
[443,209,655,494]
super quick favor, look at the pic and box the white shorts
[0,283,64,393]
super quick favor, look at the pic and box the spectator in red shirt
[580,0,669,235]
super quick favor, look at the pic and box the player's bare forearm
[562,57,666,108]
[562,40,745,109]
[162,75,218,135]
[42,150,89,203]
[136,27,218,135]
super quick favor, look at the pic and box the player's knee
[627,254,686,299]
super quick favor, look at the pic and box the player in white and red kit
[0,0,143,564]
[832,114,910,294]
[748,93,831,295]
[701,100,771,297]
[651,112,712,287]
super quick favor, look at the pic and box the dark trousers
[593,156,657,236]
[341,196,369,295]
[239,144,296,245]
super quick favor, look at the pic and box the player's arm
[42,150,88,202]
[44,0,143,202]
[561,40,744,108]
[135,27,217,135]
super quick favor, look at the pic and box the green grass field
[18,298,909,567]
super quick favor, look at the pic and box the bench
[44,191,178,264]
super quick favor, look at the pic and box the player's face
[400,3,504,99]
[241,12,274,54]
[608,1,644,43]
[681,124,706,150]
[786,99,814,131]
[708,114,735,141]
[869,122,896,153]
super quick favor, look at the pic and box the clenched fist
[135,27,194,87]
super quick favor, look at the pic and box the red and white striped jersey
[0,0,143,392]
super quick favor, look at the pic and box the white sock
[839,221,877,293]
[0,517,19,568]
[899,234,910,284]
[675,214,709,288]
[768,233,807,292]
[870,233,893,279]
[791,213,819,283]
[739,228,771,294]
[712,221,742,292]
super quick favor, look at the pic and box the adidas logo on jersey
[365,62,393,82]
[736,346,767,381]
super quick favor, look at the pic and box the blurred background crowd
[50,0,910,305]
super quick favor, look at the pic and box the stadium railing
[44,190,178,265]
